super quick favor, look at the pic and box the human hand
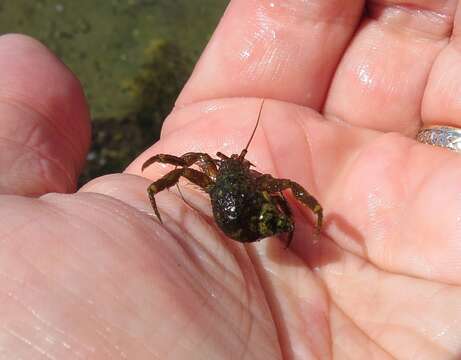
[2,1,461,359]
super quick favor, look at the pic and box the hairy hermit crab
[142,100,323,247]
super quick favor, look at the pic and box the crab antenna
[239,99,265,160]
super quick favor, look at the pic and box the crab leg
[256,174,323,233]
[147,168,214,223]
[142,153,218,180]
[216,152,229,160]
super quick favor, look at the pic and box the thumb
[0,34,90,196]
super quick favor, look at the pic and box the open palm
[1,1,461,359]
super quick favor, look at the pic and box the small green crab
[141,100,323,247]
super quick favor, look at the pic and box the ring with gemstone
[416,125,461,152]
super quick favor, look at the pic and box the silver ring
[416,126,461,152]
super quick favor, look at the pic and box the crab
[141,100,323,247]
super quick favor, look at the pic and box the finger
[324,1,457,135]
[422,4,461,127]
[320,243,461,357]
[0,34,90,196]
[130,98,461,286]
[177,0,365,109]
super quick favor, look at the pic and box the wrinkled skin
[1,1,461,358]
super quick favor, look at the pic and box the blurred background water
[0,0,229,183]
